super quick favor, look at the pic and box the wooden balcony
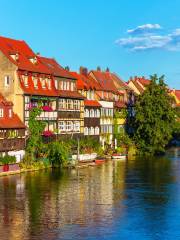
[0,138,25,152]
[58,111,80,119]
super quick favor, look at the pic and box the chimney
[106,67,110,72]
[79,66,88,76]
[97,66,101,71]
[65,66,70,71]
[36,52,41,56]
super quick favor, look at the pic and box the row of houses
[0,36,179,161]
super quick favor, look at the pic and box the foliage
[133,74,176,155]
[26,105,46,162]
[47,141,70,167]
[79,137,102,154]
[0,155,16,165]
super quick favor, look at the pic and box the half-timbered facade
[71,68,101,140]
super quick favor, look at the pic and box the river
[0,148,180,240]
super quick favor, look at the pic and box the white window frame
[85,109,89,118]
[84,127,88,135]
[0,108,4,118]
[95,127,99,135]
[66,121,73,132]
[59,121,65,132]
[59,99,65,110]
[74,121,80,132]
[9,109,12,118]
[4,75,11,87]
[90,109,94,118]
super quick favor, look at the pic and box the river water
[0,148,180,240]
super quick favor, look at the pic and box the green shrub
[47,142,69,167]
[0,155,16,165]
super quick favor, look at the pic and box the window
[59,99,65,110]
[85,109,89,117]
[41,78,46,88]
[90,109,94,117]
[96,109,100,117]
[4,75,11,87]
[66,99,73,110]
[90,127,94,135]
[66,121,73,131]
[64,81,67,90]
[47,79,51,89]
[33,77,38,88]
[9,109,12,118]
[59,121,65,132]
[70,82,74,91]
[74,121,80,132]
[66,81,69,90]
[74,100,80,110]
[60,81,63,90]
[84,127,88,135]
[24,76,28,87]
[95,127,99,135]
[0,108,3,118]
[54,79,58,89]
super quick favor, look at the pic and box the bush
[0,155,16,165]
[47,141,70,167]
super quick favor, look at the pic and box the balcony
[36,111,58,121]
[0,138,25,152]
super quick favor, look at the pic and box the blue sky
[0,0,180,88]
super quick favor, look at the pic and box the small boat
[112,154,127,160]
[95,159,105,164]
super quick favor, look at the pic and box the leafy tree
[133,74,176,155]
[26,106,46,162]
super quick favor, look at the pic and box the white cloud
[127,24,161,35]
[116,24,180,51]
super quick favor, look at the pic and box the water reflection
[0,148,179,240]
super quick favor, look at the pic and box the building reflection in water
[0,148,178,240]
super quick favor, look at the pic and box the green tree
[26,106,46,162]
[133,74,176,155]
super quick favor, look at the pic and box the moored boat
[112,154,127,160]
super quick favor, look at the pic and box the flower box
[43,130,54,136]
[42,106,53,112]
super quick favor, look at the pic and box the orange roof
[0,94,25,129]
[71,72,101,90]
[0,36,51,74]
[84,100,101,107]
[137,77,151,86]
[18,72,58,97]
[114,101,126,108]
[39,57,76,79]
[90,70,118,93]
[174,90,180,101]
[0,114,25,129]
[58,90,84,99]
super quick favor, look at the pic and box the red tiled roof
[84,100,101,107]
[0,94,25,129]
[58,90,84,99]
[0,36,51,74]
[90,70,118,93]
[137,78,150,86]
[39,57,76,79]
[114,101,126,108]
[71,72,101,90]
[0,114,25,129]
[18,73,58,97]
[174,90,180,101]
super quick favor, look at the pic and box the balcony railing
[36,111,58,120]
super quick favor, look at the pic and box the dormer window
[33,77,38,89]
[4,75,11,87]
[47,79,51,89]
[24,75,28,87]
[9,109,12,118]
[54,79,58,89]
[41,78,46,88]
[0,108,4,118]
[10,53,19,61]
[29,56,37,64]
